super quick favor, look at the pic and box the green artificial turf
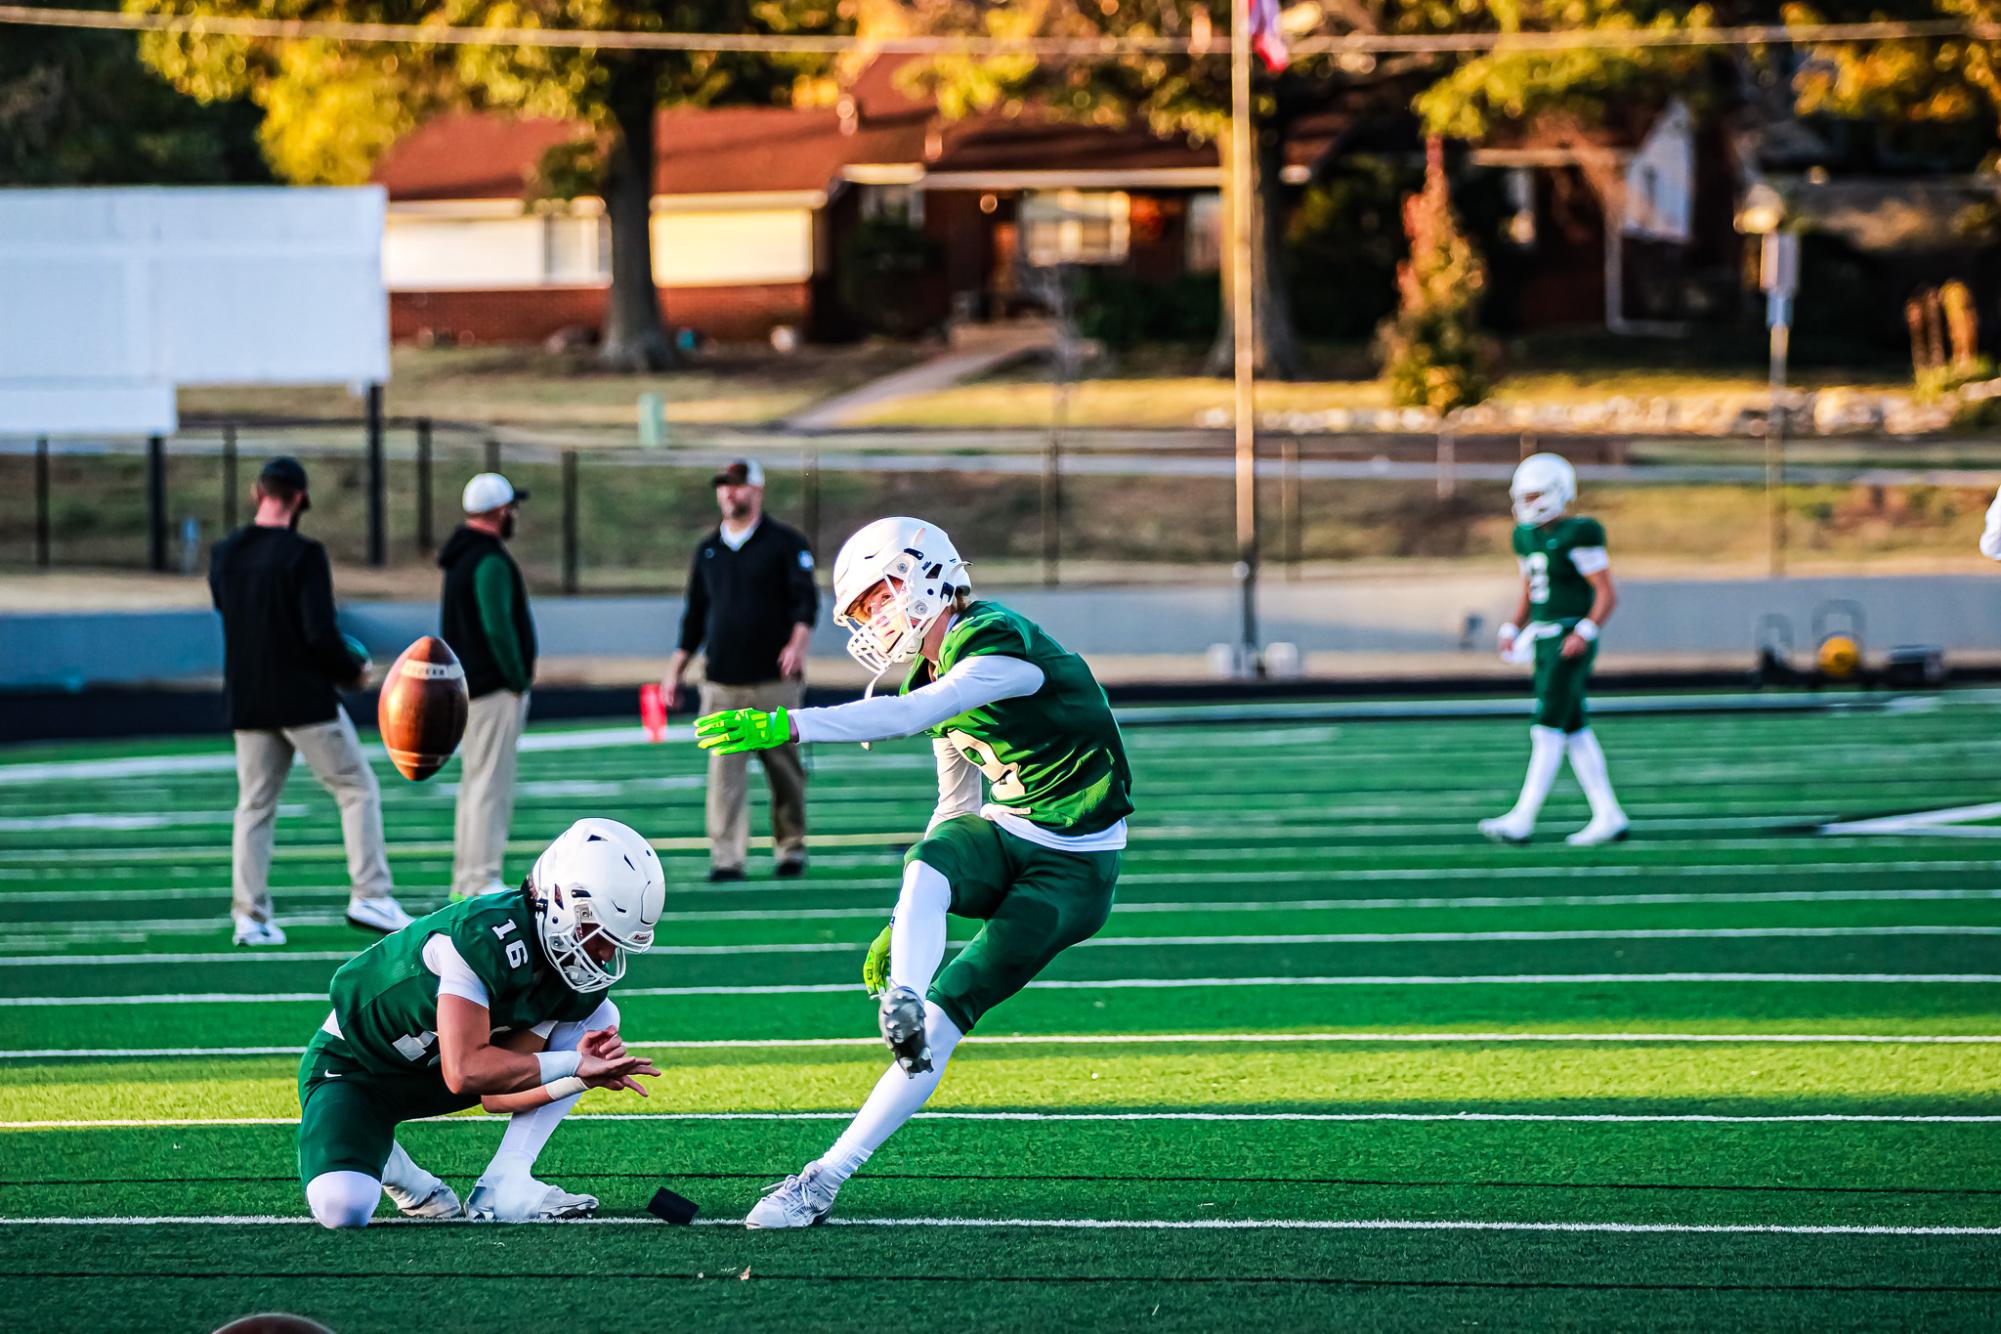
[1,698,1998,1331]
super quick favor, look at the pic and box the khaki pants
[233,706,392,922]
[453,689,531,896]
[699,679,807,871]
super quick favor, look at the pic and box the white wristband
[1573,618,1600,642]
[1498,622,1520,640]
[536,1050,581,1083]
[543,1075,588,1101]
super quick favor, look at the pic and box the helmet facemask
[534,880,654,992]
[835,559,956,678]
[1511,486,1566,526]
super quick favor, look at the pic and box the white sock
[305,1170,380,1229]
[379,1140,438,1196]
[480,997,615,1187]
[888,860,952,994]
[814,1005,966,1187]
[1509,725,1567,823]
[1565,727,1624,823]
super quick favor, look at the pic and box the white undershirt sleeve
[790,655,1047,745]
[929,737,986,832]
[422,934,491,1009]
[1568,546,1610,576]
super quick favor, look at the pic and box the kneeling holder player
[298,818,665,1227]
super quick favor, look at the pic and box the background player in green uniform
[696,515,1134,1228]
[1480,453,1630,847]
[299,817,665,1228]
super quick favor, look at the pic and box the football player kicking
[298,817,665,1228]
[1479,453,1630,847]
[694,516,1134,1229]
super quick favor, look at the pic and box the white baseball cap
[462,472,527,514]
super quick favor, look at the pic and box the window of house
[862,184,924,225]
[543,213,610,284]
[1020,190,1130,266]
[1184,192,1222,272]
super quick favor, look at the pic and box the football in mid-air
[377,635,469,781]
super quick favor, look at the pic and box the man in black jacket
[438,472,537,900]
[662,459,817,880]
[210,457,412,946]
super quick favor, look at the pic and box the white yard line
[0,1213,1993,1236]
[7,1110,2001,1131]
[4,1030,1996,1061]
[9,924,1996,969]
[13,972,2001,1007]
[1824,803,2001,836]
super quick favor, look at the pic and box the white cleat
[232,915,287,947]
[385,1178,462,1221]
[1566,815,1631,847]
[347,895,414,935]
[744,1162,841,1230]
[465,1177,599,1222]
[1478,813,1535,846]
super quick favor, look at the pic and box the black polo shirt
[677,519,818,685]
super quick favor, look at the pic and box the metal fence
[1,418,1990,591]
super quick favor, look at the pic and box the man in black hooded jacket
[438,472,537,900]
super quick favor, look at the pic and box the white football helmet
[1511,452,1577,526]
[526,818,664,992]
[831,516,970,679]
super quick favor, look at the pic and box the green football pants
[297,1029,476,1186]
[905,814,1121,1034]
[1532,631,1597,733]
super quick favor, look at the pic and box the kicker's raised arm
[695,655,1045,754]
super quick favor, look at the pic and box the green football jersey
[900,600,1134,835]
[1513,515,1607,624]
[326,890,601,1074]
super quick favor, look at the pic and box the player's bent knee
[306,1170,380,1229]
[588,998,620,1031]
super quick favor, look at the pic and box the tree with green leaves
[1785,0,2001,158]
[892,0,1414,380]
[132,1,846,369]
[0,17,269,186]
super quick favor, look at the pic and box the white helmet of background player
[832,516,970,678]
[1510,452,1578,526]
[526,817,664,992]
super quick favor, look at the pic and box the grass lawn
[179,343,925,430]
[1,697,1998,1329]
[851,339,1913,430]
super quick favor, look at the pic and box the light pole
[1737,183,1795,579]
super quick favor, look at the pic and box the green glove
[693,707,793,753]
[862,923,892,998]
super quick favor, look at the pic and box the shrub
[1375,139,1495,415]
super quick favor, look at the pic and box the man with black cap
[209,456,412,946]
[438,471,537,900]
[662,459,817,880]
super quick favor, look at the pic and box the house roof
[374,56,1355,203]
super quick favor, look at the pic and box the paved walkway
[782,322,1057,429]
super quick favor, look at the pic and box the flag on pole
[1246,0,1290,72]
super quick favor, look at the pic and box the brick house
[372,58,1343,345]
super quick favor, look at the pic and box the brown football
[377,635,469,781]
